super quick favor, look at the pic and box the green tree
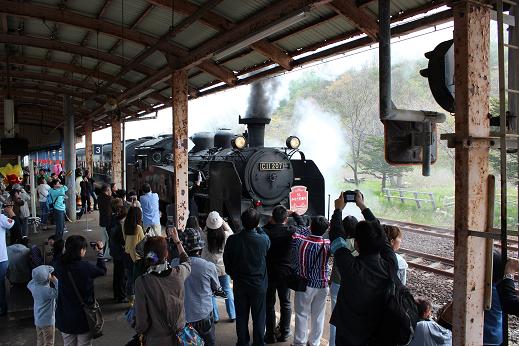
[323,65,381,186]
[359,135,413,190]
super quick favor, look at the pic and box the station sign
[93,144,103,156]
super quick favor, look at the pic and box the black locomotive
[130,114,325,229]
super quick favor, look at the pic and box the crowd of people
[2,171,519,346]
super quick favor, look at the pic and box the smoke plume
[245,79,280,119]
[291,99,364,219]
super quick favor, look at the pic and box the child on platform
[27,265,58,346]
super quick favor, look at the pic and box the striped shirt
[291,228,331,289]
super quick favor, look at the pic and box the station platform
[0,212,331,346]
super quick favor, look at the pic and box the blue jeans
[0,260,8,314]
[54,210,65,239]
[212,275,236,321]
[329,282,340,346]
[40,202,49,225]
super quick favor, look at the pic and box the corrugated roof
[0,0,452,142]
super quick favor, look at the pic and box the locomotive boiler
[133,113,325,229]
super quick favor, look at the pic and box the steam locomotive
[78,115,325,229]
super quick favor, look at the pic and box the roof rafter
[99,0,225,92]
[328,0,379,40]
[2,70,102,92]
[1,82,98,100]
[1,55,132,89]
[0,33,155,75]
[0,0,179,55]
[177,0,332,70]
[0,89,85,106]
[82,3,155,84]
[150,0,293,70]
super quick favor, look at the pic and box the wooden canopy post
[84,117,93,174]
[451,1,491,344]
[111,115,122,189]
[172,69,189,230]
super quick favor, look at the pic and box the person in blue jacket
[27,265,59,346]
[484,250,519,346]
[53,236,106,346]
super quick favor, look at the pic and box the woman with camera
[53,236,106,346]
[134,229,191,345]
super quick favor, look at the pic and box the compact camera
[343,190,357,202]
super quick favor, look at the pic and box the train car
[133,115,325,229]
[77,136,155,188]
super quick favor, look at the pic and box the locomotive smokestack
[242,80,279,147]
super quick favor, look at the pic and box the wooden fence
[382,188,436,210]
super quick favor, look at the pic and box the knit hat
[11,184,22,191]
[181,228,205,252]
[206,211,223,230]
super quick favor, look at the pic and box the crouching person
[27,265,58,346]
[173,228,222,346]
[408,299,452,346]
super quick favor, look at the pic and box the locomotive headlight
[232,136,247,149]
[286,136,301,149]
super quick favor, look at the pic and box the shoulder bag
[135,227,152,258]
[287,244,325,292]
[141,275,204,346]
[67,271,104,339]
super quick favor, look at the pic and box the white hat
[206,211,223,230]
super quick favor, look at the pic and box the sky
[78,18,455,147]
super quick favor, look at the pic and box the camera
[343,190,356,202]
[89,241,97,249]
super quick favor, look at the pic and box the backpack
[375,264,419,345]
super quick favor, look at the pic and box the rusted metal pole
[451,1,491,345]
[84,117,93,174]
[111,115,122,189]
[172,69,189,230]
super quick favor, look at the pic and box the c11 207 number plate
[259,162,284,171]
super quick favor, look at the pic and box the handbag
[135,227,152,258]
[67,271,104,339]
[176,324,204,346]
[141,276,204,345]
[287,244,325,292]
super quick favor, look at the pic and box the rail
[398,248,454,278]
[382,188,436,210]
[380,218,519,251]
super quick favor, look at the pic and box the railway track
[379,218,519,251]
[398,248,454,278]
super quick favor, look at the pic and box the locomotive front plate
[259,162,284,171]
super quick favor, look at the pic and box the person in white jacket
[201,211,236,322]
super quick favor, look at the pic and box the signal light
[420,39,455,113]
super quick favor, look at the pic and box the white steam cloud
[291,99,361,218]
